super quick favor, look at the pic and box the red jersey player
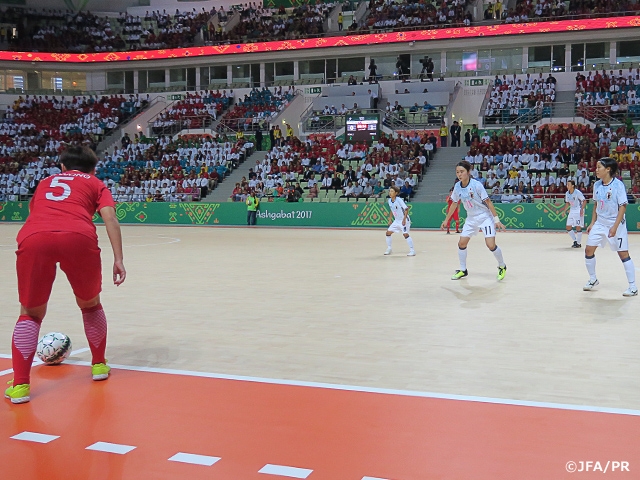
[5,146,126,404]
[445,187,460,234]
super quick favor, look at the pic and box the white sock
[406,236,414,250]
[491,246,506,267]
[386,236,392,248]
[585,255,597,281]
[576,231,582,244]
[568,230,576,242]
[458,247,467,271]
[622,257,637,288]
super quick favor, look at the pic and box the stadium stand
[232,131,434,202]
[0,94,147,201]
[575,68,640,123]
[365,0,473,30]
[461,123,640,203]
[151,90,233,136]
[2,7,211,53]
[217,86,294,132]
[484,73,557,125]
[96,133,253,202]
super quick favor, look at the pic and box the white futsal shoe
[384,247,392,255]
[623,287,638,297]
[407,250,416,256]
[583,279,599,291]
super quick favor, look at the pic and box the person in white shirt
[583,157,637,296]
[441,160,507,281]
[565,180,586,248]
[384,186,415,256]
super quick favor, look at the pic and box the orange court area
[1,361,639,480]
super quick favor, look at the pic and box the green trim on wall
[2,201,640,230]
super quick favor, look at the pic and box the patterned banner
[2,16,639,63]
[2,201,640,230]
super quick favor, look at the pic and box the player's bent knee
[403,234,410,239]
[620,252,631,261]
[75,294,101,309]
[20,303,47,321]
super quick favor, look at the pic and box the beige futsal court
[1,224,638,410]
[2,224,640,479]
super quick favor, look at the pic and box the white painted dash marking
[168,452,221,466]
[11,432,59,444]
[258,464,313,478]
[86,441,136,454]
[362,477,390,480]
[0,368,13,377]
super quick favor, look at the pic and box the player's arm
[440,199,459,229]
[482,197,505,230]
[401,205,408,226]
[609,202,627,238]
[100,206,126,286]
[587,200,598,234]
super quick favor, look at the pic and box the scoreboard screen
[346,114,379,143]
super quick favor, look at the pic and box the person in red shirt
[5,146,126,404]
[445,187,460,234]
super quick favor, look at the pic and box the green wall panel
[1,201,640,231]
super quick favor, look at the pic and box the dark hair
[60,146,98,173]
[456,160,472,172]
[567,179,576,187]
[390,185,401,194]
[598,157,619,177]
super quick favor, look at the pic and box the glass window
[411,52,441,77]
[147,69,165,88]
[337,57,364,80]
[618,41,640,63]
[200,67,210,88]
[299,59,325,82]
[211,65,227,81]
[106,71,125,89]
[371,55,397,78]
[265,63,274,85]
[445,51,463,73]
[552,44,565,72]
[275,61,294,77]
[529,46,551,69]
[232,64,251,86]
[477,49,491,74]
[571,43,584,71]
[585,42,608,68]
[326,59,337,83]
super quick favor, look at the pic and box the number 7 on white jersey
[45,176,74,201]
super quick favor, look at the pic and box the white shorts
[586,221,629,251]
[461,215,496,238]
[388,220,411,235]
[566,212,584,228]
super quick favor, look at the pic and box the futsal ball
[36,332,72,365]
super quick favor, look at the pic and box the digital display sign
[346,114,379,143]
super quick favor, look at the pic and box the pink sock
[82,304,107,365]
[11,315,42,385]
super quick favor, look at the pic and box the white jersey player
[583,157,637,296]
[441,160,507,281]
[384,186,415,256]
[565,180,586,248]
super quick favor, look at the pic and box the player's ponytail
[598,157,619,178]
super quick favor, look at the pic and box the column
[195,67,201,90]
[260,63,266,87]
[133,70,139,93]
[293,60,299,81]
[227,64,232,86]
[565,43,571,72]
[609,41,616,66]
[522,47,528,72]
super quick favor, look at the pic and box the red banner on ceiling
[3,16,640,64]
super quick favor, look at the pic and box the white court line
[86,441,136,454]
[362,476,390,480]
[0,348,89,376]
[258,464,313,478]
[168,452,221,466]
[11,432,59,444]
[60,359,640,417]
[70,347,90,356]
